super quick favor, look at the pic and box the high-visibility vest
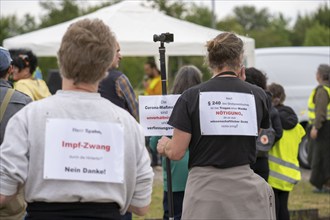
[308,85,330,124]
[268,123,305,191]
[144,76,162,95]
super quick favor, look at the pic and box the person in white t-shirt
[0,19,153,220]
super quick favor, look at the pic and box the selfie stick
[154,33,174,220]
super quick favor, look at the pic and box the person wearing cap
[11,49,51,101]
[0,47,32,219]
[0,19,153,219]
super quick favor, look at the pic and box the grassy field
[289,180,330,218]
[133,169,330,219]
[133,182,163,220]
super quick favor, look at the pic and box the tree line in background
[150,0,330,47]
[1,0,329,89]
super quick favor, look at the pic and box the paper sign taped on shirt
[199,92,258,136]
[139,95,180,136]
[44,119,124,183]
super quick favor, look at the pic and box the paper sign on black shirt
[199,92,258,136]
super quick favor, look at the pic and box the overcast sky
[1,0,328,25]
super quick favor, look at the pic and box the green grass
[133,183,163,220]
[132,176,330,219]
[289,180,330,218]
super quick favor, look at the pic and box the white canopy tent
[3,0,255,66]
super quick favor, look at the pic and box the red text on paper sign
[216,111,243,116]
[62,141,111,152]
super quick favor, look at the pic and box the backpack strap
[0,89,15,122]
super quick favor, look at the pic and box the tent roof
[3,0,254,61]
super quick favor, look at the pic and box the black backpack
[256,122,276,152]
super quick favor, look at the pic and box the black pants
[121,212,132,220]
[273,188,290,220]
[310,121,330,189]
[163,191,184,220]
[250,156,269,182]
[26,202,121,220]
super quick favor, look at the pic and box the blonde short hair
[206,32,244,71]
[58,19,116,84]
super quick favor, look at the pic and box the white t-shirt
[0,90,154,214]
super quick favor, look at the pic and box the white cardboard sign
[139,95,180,136]
[199,92,258,136]
[44,119,124,183]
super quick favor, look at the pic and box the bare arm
[157,128,191,160]
[127,124,153,216]
[127,204,150,216]
[0,194,15,206]
[310,126,318,140]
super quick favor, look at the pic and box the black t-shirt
[168,75,270,169]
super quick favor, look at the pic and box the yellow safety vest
[144,75,162,95]
[307,85,330,124]
[268,123,305,191]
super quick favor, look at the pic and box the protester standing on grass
[0,19,153,219]
[0,47,32,220]
[245,67,283,181]
[150,65,203,220]
[143,60,162,167]
[268,83,305,220]
[157,32,275,219]
[308,64,330,193]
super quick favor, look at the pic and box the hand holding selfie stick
[153,32,174,220]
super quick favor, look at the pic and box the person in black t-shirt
[245,67,283,181]
[156,32,276,219]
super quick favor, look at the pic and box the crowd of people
[0,18,329,220]
[0,19,153,220]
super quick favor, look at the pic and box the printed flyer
[44,119,124,183]
[139,95,180,136]
[199,92,258,136]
